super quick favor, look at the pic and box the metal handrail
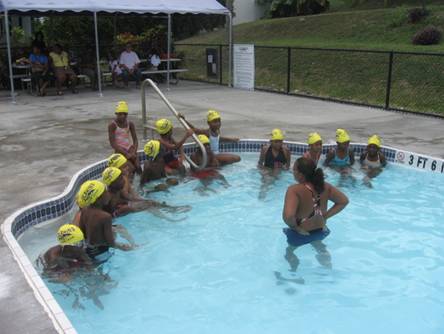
[141,78,208,170]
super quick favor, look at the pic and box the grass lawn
[176,5,444,114]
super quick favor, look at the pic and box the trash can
[206,48,218,78]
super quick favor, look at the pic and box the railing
[175,43,444,117]
[141,78,208,170]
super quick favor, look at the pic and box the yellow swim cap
[197,134,210,145]
[308,132,322,145]
[144,140,161,159]
[108,153,127,169]
[76,180,106,208]
[57,224,84,246]
[336,129,351,143]
[271,128,284,141]
[115,101,129,114]
[368,134,381,148]
[207,109,221,122]
[102,167,122,186]
[155,119,173,135]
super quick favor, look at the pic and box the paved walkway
[1,81,443,333]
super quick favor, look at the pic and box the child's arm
[257,145,267,168]
[220,135,239,142]
[178,114,208,135]
[283,146,291,170]
[349,149,355,166]
[129,121,138,151]
[324,150,335,166]
[379,152,387,167]
[159,129,194,151]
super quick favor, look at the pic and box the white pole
[228,12,233,88]
[167,13,171,90]
[4,10,16,103]
[94,12,103,97]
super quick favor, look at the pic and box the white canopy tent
[0,0,232,102]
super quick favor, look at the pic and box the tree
[256,0,329,17]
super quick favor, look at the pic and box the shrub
[407,8,428,24]
[412,25,442,45]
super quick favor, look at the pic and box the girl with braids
[282,157,349,270]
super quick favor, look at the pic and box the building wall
[233,0,265,25]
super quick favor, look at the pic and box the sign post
[233,44,255,91]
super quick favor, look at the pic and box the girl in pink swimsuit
[108,101,141,174]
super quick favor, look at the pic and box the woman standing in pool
[324,129,355,169]
[180,110,241,165]
[282,157,349,270]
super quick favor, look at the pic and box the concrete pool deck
[1,81,443,333]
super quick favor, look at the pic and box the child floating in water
[108,101,140,175]
[258,129,291,170]
[156,118,194,175]
[180,109,241,165]
[324,129,355,169]
[303,132,323,166]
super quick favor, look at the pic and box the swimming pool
[17,152,444,334]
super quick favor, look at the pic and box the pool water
[20,153,444,334]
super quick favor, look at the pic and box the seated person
[49,44,78,95]
[360,135,386,180]
[77,180,133,260]
[37,224,91,276]
[107,153,138,199]
[324,129,355,169]
[258,129,291,170]
[108,101,141,174]
[190,134,222,179]
[27,45,50,96]
[79,51,98,91]
[180,110,240,165]
[103,167,187,216]
[119,44,141,88]
[156,118,193,175]
[303,132,323,166]
[108,51,122,87]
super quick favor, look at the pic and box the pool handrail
[141,78,208,170]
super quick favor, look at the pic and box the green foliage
[257,0,330,17]
[11,26,28,46]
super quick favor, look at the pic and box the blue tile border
[2,139,444,334]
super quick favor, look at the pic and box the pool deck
[1,81,443,333]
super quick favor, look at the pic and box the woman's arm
[282,186,299,229]
[324,184,349,220]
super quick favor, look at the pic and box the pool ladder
[141,78,207,170]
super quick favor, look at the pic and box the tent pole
[4,10,16,103]
[167,13,171,90]
[227,12,233,88]
[94,12,103,97]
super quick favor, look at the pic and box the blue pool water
[20,153,444,334]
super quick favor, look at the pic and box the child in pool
[258,129,291,170]
[108,101,140,174]
[324,129,355,169]
[360,135,387,184]
[180,109,240,165]
[303,132,323,166]
[156,118,194,175]
[37,224,92,278]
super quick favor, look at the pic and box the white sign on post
[233,44,255,91]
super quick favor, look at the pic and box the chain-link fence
[175,43,444,116]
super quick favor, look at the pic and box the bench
[141,68,189,84]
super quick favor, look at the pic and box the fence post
[385,51,394,109]
[219,44,223,85]
[287,47,291,94]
